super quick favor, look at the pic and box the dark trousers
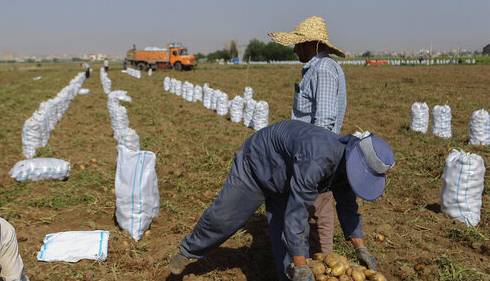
[85,69,90,78]
[180,150,292,281]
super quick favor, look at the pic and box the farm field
[0,63,489,281]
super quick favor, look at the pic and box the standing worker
[82,62,90,79]
[269,16,377,270]
[168,120,395,281]
[103,59,109,72]
[0,218,29,281]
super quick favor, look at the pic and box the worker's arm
[311,69,339,131]
[285,158,327,265]
[331,178,363,239]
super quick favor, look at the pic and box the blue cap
[345,134,395,201]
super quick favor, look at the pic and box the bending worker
[169,120,395,281]
[269,16,376,269]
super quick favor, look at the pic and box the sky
[1,0,489,57]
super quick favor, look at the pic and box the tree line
[197,39,297,62]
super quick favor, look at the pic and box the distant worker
[0,218,29,281]
[103,59,109,72]
[269,16,377,272]
[82,62,90,79]
[168,120,395,281]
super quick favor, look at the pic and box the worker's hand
[287,264,314,281]
[355,246,377,270]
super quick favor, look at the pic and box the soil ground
[0,63,489,281]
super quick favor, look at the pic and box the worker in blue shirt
[168,120,395,281]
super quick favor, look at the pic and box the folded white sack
[78,88,90,95]
[37,230,109,262]
[9,158,70,182]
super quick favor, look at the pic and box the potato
[311,262,326,275]
[326,277,339,281]
[339,256,348,264]
[324,253,341,267]
[331,262,348,277]
[351,269,366,281]
[315,274,329,281]
[368,273,387,281]
[364,269,376,278]
[313,252,325,261]
[339,275,353,281]
[346,268,353,276]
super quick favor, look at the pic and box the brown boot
[169,252,196,275]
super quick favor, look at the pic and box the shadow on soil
[166,214,278,281]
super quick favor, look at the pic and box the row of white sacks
[22,72,86,158]
[410,102,490,144]
[338,59,476,66]
[100,68,140,151]
[101,68,160,241]
[163,77,269,130]
[123,67,141,79]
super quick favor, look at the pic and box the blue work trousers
[180,150,294,281]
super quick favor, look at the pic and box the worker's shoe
[169,252,196,275]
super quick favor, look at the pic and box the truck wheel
[173,62,182,71]
[137,62,147,71]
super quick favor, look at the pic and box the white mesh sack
[469,109,490,145]
[169,79,176,94]
[203,86,212,109]
[243,99,257,128]
[117,127,140,152]
[230,96,245,123]
[163,77,171,91]
[432,105,452,139]
[216,92,229,116]
[193,85,203,102]
[22,118,43,158]
[109,90,132,103]
[185,82,194,102]
[115,145,160,241]
[441,149,485,226]
[252,101,269,131]
[410,102,429,133]
[10,158,70,182]
[243,86,253,100]
[211,90,221,111]
[175,80,182,96]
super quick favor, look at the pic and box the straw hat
[268,16,345,57]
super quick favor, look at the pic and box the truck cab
[168,43,196,71]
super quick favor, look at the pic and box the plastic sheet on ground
[441,149,485,226]
[163,77,171,91]
[10,158,70,182]
[37,230,109,262]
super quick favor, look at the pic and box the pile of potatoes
[307,252,387,281]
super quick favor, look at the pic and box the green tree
[243,39,296,61]
[243,39,266,61]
